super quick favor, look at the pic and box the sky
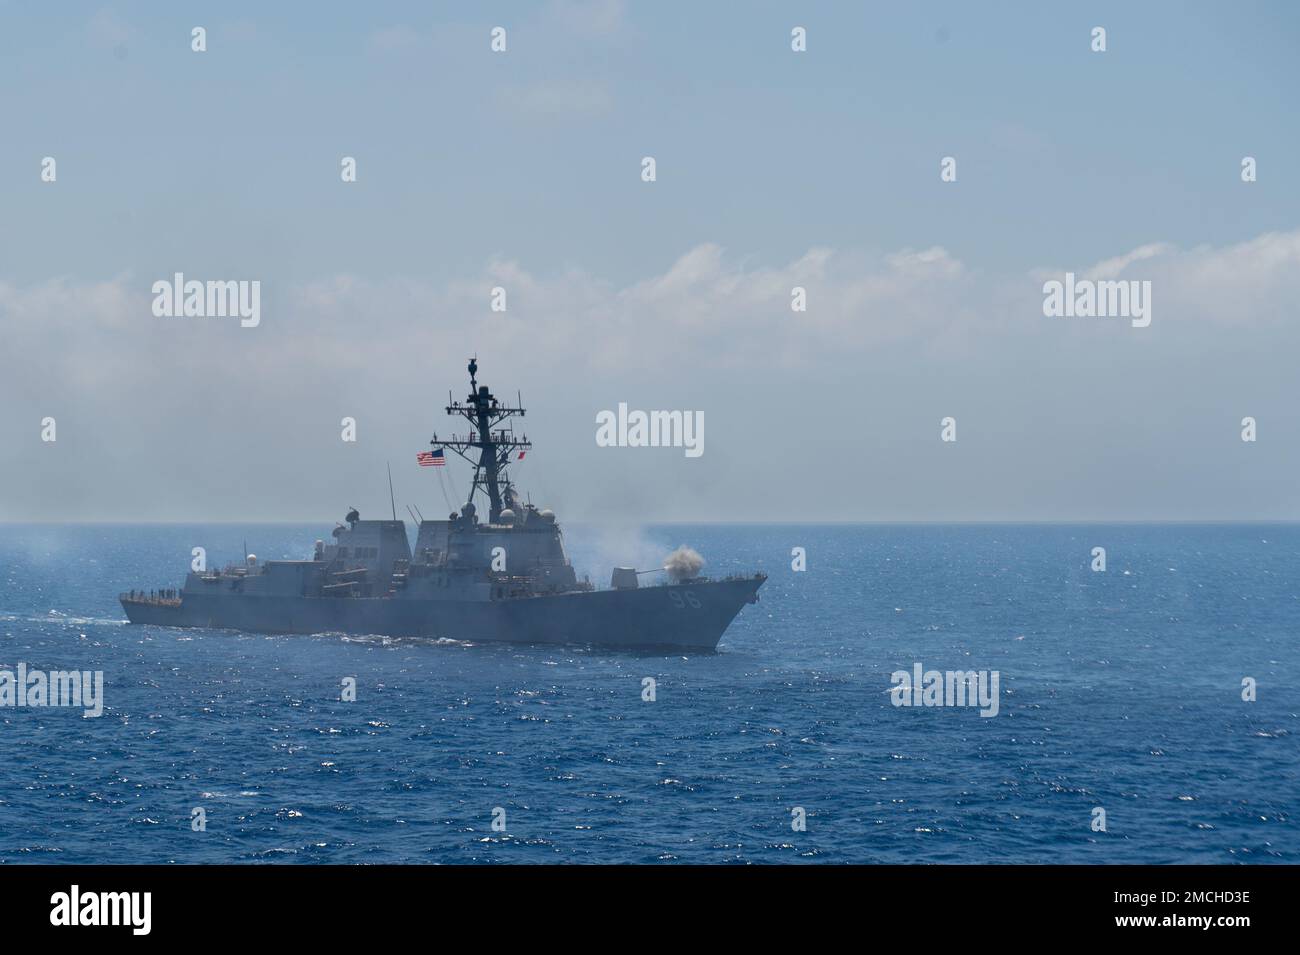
[1,1,1299,522]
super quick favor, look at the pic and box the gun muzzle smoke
[663,545,705,582]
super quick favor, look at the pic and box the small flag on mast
[517,451,526,460]
[418,449,445,467]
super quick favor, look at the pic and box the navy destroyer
[121,359,765,650]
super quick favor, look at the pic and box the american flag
[418,449,445,467]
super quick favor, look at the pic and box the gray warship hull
[120,359,768,652]
[122,576,762,652]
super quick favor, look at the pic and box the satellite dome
[246,554,257,566]
[539,509,556,522]
[499,508,516,524]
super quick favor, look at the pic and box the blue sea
[0,523,1295,864]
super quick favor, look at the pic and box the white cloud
[5,228,1300,520]
[11,230,1300,392]
[1083,242,1172,281]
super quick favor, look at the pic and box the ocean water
[0,523,1295,864]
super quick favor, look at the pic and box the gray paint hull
[121,577,764,652]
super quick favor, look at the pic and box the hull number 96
[669,590,701,609]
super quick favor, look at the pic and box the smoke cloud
[663,545,705,582]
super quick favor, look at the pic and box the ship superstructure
[121,360,765,650]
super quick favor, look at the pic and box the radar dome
[539,509,555,522]
[499,509,516,524]
[246,554,257,567]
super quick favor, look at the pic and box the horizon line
[4,519,1300,527]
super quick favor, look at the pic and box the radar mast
[432,358,531,523]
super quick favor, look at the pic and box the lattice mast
[431,358,531,523]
